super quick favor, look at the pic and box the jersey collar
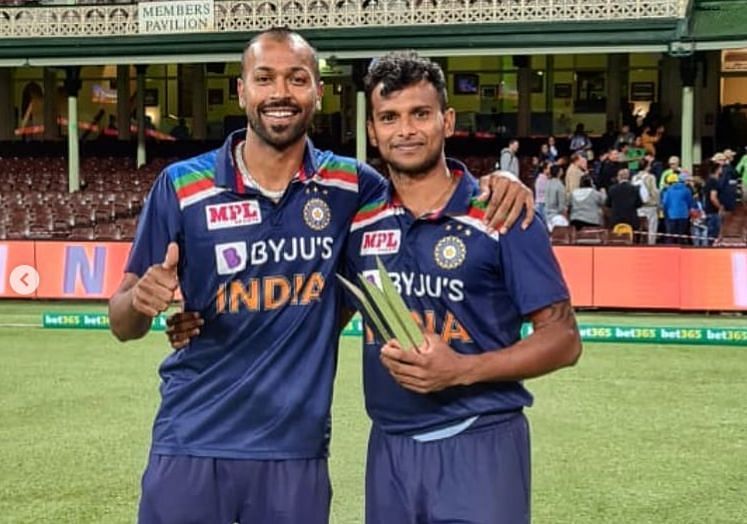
[214,129,321,194]
[386,158,478,220]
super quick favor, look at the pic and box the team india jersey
[344,160,570,435]
[125,129,386,459]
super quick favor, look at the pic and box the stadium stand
[0,156,163,241]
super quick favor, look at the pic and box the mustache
[259,99,301,111]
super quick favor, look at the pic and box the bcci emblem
[303,198,331,231]
[434,236,466,269]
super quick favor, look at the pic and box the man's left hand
[477,171,534,233]
[379,333,472,394]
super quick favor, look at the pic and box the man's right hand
[165,311,204,350]
[131,242,180,317]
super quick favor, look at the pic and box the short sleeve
[499,213,570,316]
[125,171,182,277]
[357,162,388,208]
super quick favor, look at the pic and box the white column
[356,90,366,163]
[65,67,81,193]
[136,65,147,168]
[68,94,80,192]
[681,85,694,173]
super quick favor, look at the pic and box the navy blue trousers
[366,412,531,524]
[137,454,330,524]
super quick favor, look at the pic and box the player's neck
[390,159,457,217]
[242,132,307,191]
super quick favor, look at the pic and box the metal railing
[0,0,690,39]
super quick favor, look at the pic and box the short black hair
[242,27,320,81]
[364,51,447,116]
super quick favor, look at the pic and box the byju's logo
[215,242,248,275]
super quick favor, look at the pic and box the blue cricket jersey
[125,129,386,459]
[344,160,570,435]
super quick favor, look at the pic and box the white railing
[0,0,690,39]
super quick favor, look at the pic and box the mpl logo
[215,242,248,275]
[206,201,261,230]
[360,230,401,256]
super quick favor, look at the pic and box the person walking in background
[569,123,592,158]
[606,168,642,230]
[498,138,520,177]
[736,146,747,200]
[704,161,725,245]
[690,177,708,247]
[569,175,605,230]
[661,173,695,245]
[545,164,568,231]
[564,153,587,195]
[660,155,682,189]
[535,161,550,222]
[632,159,660,245]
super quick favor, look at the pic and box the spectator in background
[704,161,724,245]
[632,159,660,245]
[606,168,642,230]
[545,135,559,162]
[569,123,592,158]
[545,164,568,231]
[600,120,617,152]
[534,161,550,222]
[640,125,664,157]
[625,137,647,174]
[596,149,621,192]
[661,173,695,245]
[569,175,605,230]
[690,177,708,247]
[498,138,520,177]
[718,150,738,214]
[169,118,191,140]
[737,147,747,196]
[565,153,588,195]
[614,124,635,150]
[660,155,681,189]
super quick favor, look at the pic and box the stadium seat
[574,228,608,245]
[550,226,573,245]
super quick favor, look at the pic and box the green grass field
[0,301,745,523]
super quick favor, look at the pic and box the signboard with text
[1,242,746,311]
[138,0,214,34]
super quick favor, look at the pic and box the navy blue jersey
[125,130,386,459]
[344,160,569,435]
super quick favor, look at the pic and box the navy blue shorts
[137,454,330,524]
[366,412,531,524]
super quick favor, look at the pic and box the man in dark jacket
[606,167,643,230]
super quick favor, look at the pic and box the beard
[246,100,311,151]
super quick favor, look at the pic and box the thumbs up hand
[132,242,180,317]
